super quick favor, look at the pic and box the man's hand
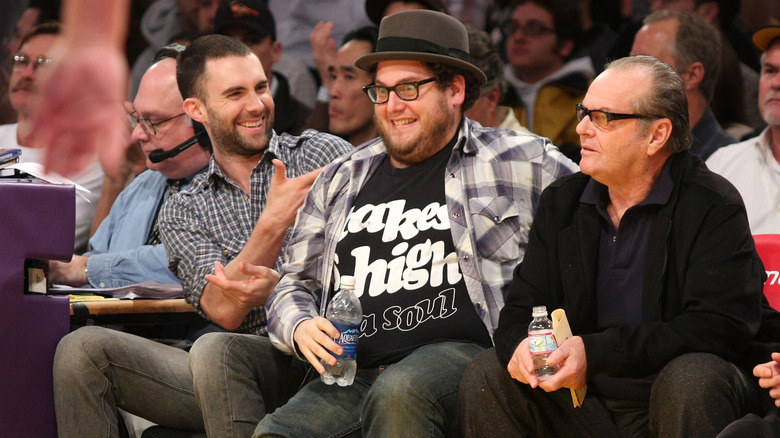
[754,352,780,407]
[29,42,129,177]
[538,336,587,392]
[198,162,321,329]
[293,316,342,374]
[204,261,280,309]
[507,337,539,387]
[262,159,324,229]
[48,254,89,286]
[507,336,588,391]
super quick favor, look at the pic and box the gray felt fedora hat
[355,10,487,85]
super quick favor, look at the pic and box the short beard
[208,106,273,157]
[378,93,454,166]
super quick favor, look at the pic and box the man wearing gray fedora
[256,9,577,437]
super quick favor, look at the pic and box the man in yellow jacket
[501,0,594,163]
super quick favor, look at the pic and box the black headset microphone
[148,121,212,163]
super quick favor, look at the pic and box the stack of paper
[49,281,184,300]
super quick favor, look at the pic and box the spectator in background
[267,0,372,77]
[309,0,447,124]
[196,0,224,34]
[129,0,204,99]
[0,0,61,125]
[465,25,531,133]
[742,1,780,37]
[48,43,211,289]
[648,0,759,71]
[215,0,310,135]
[0,22,103,254]
[4,0,61,57]
[221,0,318,109]
[325,26,378,146]
[305,25,378,146]
[631,10,733,160]
[706,26,780,234]
[608,0,764,134]
[501,0,593,163]
[654,0,764,136]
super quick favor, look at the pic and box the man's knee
[189,332,268,383]
[651,352,744,403]
[460,348,506,397]
[367,367,419,408]
[55,326,118,371]
[650,353,759,437]
[189,332,230,366]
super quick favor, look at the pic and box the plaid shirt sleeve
[265,150,360,356]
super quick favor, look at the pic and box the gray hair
[605,55,691,153]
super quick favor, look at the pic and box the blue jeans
[54,326,203,438]
[254,341,485,438]
[53,327,306,438]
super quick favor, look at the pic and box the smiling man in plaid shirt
[54,34,352,438]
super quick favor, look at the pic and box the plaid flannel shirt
[159,129,353,335]
[266,118,578,356]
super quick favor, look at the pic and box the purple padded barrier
[0,178,74,438]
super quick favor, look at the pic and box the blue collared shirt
[85,169,194,288]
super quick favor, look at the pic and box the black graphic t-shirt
[334,141,492,368]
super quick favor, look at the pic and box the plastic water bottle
[528,305,558,381]
[321,275,362,386]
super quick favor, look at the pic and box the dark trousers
[717,411,780,438]
[458,349,762,438]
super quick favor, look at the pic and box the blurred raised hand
[29,0,130,177]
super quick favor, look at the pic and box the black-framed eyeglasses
[501,20,556,38]
[127,111,186,136]
[575,103,660,129]
[12,54,53,71]
[363,77,436,104]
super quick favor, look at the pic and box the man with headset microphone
[48,43,212,289]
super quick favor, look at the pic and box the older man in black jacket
[458,55,767,438]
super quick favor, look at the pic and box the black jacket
[494,152,769,378]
